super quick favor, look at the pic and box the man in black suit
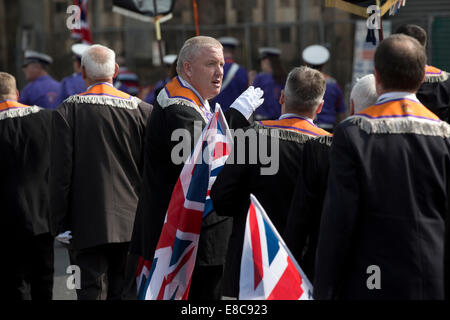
[0,72,53,300]
[211,66,331,298]
[50,44,152,300]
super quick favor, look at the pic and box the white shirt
[376,91,420,104]
[178,76,211,113]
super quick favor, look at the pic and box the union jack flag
[239,194,313,300]
[71,0,93,44]
[136,104,232,300]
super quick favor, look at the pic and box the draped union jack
[136,105,232,300]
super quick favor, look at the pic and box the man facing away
[211,66,331,298]
[50,44,152,300]
[314,34,450,300]
[53,43,90,107]
[394,24,450,124]
[284,73,377,283]
[0,72,53,300]
[129,36,263,300]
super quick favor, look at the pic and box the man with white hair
[130,36,264,300]
[349,74,378,115]
[50,44,152,300]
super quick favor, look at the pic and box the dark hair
[267,55,287,85]
[284,66,326,113]
[374,34,426,92]
[394,24,427,47]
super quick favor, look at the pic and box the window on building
[280,26,291,43]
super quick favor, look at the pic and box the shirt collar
[178,76,210,112]
[86,81,114,91]
[279,113,314,123]
[377,91,420,104]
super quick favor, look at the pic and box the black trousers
[188,265,225,300]
[69,242,129,300]
[4,232,54,300]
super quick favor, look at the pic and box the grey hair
[350,74,378,113]
[284,66,326,112]
[81,44,116,80]
[176,36,223,76]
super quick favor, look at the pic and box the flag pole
[192,0,200,36]
[153,0,165,66]
[376,0,384,41]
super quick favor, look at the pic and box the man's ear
[113,63,119,79]
[315,100,324,114]
[16,89,20,101]
[374,68,383,95]
[184,61,192,78]
[279,90,285,105]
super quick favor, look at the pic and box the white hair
[176,36,222,76]
[81,44,116,80]
[350,74,378,113]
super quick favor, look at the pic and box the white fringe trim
[157,89,208,122]
[254,123,318,143]
[348,115,450,137]
[65,94,141,110]
[0,105,42,120]
[425,71,449,83]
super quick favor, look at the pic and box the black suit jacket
[0,102,52,241]
[211,117,331,297]
[129,78,249,267]
[50,88,152,250]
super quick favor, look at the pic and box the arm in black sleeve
[313,125,360,300]
[284,137,331,281]
[49,104,73,236]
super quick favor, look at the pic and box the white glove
[229,86,264,120]
[56,230,72,244]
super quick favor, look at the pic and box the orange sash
[164,77,205,108]
[79,83,131,100]
[425,65,443,75]
[0,100,30,112]
[358,98,439,121]
[259,117,332,137]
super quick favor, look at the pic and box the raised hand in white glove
[229,86,264,120]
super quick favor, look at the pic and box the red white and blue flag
[71,0,93,44]
[239,194,313,300]
[136,104,232,300]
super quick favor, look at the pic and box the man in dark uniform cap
[145,54,178,105]
[302,44,345,132]
[19,50,61,109]
[210,37,248,112]
[0,72,53,300]
[53,43,90,107]
[251,47,287,120]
